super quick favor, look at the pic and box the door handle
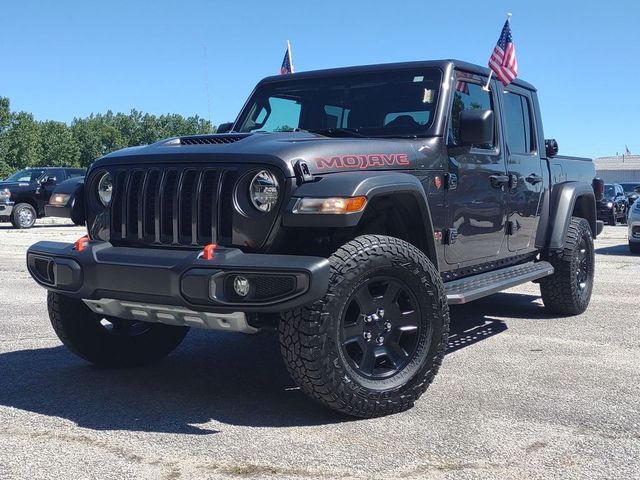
[489,174,510,188]
[525,173,543,185]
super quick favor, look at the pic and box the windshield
[4,169,44,183]
[236,68,442,137]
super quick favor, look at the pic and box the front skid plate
[83,299,258,333]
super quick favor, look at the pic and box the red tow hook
[202,243,217,260]
[74,235,89,252]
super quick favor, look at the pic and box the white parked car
[628,198,640,253]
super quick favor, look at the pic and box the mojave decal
[313,153,410,170]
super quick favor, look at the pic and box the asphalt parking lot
[0,221,638,480]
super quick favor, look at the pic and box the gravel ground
[0,220,638,480]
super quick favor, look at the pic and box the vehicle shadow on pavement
[0,330,350,434]
[595,244,634,256]
[448,292,556,353]
[0,292,552,434]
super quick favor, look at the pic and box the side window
[503,92,535,154]
[43,169,64,183]
[450,81,495,150]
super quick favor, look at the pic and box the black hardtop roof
[258,59,536,91]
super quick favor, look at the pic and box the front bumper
[26,241,330,313]
[0,202,14,217]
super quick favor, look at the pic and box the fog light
[233,276,250,297]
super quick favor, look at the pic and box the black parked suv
[26,60,601,417]
[0,167,85,228]
[620,182,640,207]
[597,183,628,226]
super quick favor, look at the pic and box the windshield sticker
[314,154,410,170]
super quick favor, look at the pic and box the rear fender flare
[538,181,596,251]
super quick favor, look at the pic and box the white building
[594,155,640,183]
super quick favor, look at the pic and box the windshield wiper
[309,128,366,138]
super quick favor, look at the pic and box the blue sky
[1,0,638,158]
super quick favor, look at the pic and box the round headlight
[97,173,113,207]
[249,170,279,212]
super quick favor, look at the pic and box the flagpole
[287,40,294,73]
[484,12,512,91]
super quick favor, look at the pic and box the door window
[503,92,535,154]
[450,82,495,150]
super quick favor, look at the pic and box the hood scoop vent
[179,133,251,145]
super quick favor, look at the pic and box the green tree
[39,121,80,167]
[3,112,42,171]
[0,97,11,177]
[0,96,215,177]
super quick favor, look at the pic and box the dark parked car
[27,59,601,417]
[0,167,85,228]
[597,183,628,226]
[45,177,85,226]
[620,182,640,206]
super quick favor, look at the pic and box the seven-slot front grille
[109,167,237,247]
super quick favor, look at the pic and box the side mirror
[44,176,57,185]
[216,122,234,134]
[460,109,494,145]
[449,109,494,156]
[635,186,640,194]
[545,139,559,157]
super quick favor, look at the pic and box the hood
[91,132,441,177]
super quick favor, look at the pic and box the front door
[502,88,544,252]
[445,77,507,265]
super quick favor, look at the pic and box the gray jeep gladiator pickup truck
[27,60,602,417]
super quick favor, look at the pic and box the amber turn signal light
[293,196,368,214]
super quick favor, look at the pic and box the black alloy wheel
[340,276,423,380]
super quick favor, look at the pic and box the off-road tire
[48,292,189,367]
[279,235,449,418]
[540,217,594,315]
[629,242,640,254]
[10,203,37,229]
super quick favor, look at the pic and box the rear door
[444,75,508,265]
[502,87,544,252]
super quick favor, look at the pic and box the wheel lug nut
[364,315,373,324]
[376,335,385,345]
[384,321,392,332]
[377,308,385,318]
[363,331,372,341]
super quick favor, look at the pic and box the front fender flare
[282,171,438,267]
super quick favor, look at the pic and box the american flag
[488,17,518,86]
[280,42,294,75]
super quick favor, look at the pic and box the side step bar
[444,261,554,305]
